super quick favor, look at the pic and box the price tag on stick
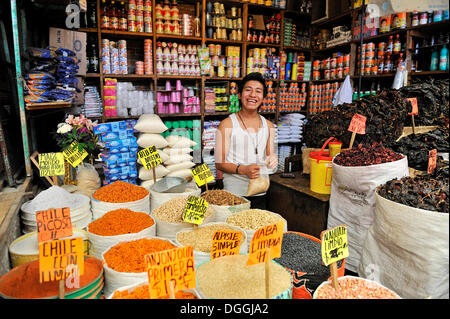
[36,207,73,243]
[211,230,242,260]
[145,246,196,299]
[63,142,88,168]
[191,164,215,190]
[321,225,349,289]
[247,221,284,299]
[137,146,162,184]
[428,149,437,174]
[183,196,208,227]
[407,98,419,135]
[347,113,366,149]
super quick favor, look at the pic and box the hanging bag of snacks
[327,142,409,272]
[359,170,449,299]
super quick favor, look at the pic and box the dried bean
[152,196,214,223]
[201,190,245,206]
[226,209,284,230]
[334,142,404,167]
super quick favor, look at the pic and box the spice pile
[88,209,154,236]
[176,224,244,253]
[334,142,404,167]
[152,196,214,224]
[103,238,176,273]
[399,78,449,127]
[226,209,285,230]
[274,233,342,275]
[196,254,292,299]
[112,285,198,299]
[92,181,149,203]
[378,169,449,214]
[387,127,449,171]
[0,257,102,299]
[304,90,408,148]
[200,190,245,206]
[315,277,400,299]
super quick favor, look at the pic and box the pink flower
[65,114,74,124]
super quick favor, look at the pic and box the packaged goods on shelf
[279,82,307,112]
[155,42,200,76]
[308,82,340,114]
[206,2,243,41]
[101,39,128,75]
[247,13,281,45]
[247,47,280,80]
[283,18,309,48]
[260,81,276,113]
[280,51,305,81]
[81,86,102,118]
[312,52,350,81]
[155,0,199,36]
[94,120,138,185]
[104,78,117,117]
[157,80,200,114]
[228,82,240,113]
[205,84,227,112]
[101,0,152,33]
[202,120,220,178]
[207,45,241,78]
[277,113,304,144]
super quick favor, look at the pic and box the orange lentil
[92,181,149,203]
[88,209,155,236]
[112,285,198,299]
[104,238,176,273]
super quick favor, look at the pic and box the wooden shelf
[282,46,311,52]
[77,28,97,33]
[156,75,202,80]
[157,113,202,118]
[25,101,72,111]
[247,42,281,48]
[155,34,202,41]
[352,28,407,43]
[311,78,346,83]
[205,38,244,44]
[204,112,230,116]
[409,70,449,76]
[205,76,242,81]
[101,30,153,38]
[85,73,101,78]
[103,74,154,79]
[312,41,351,54]
[408,20,450,33]
[356,73,396,79]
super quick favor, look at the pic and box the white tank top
[223,113,269,196]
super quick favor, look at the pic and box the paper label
[348,113,367,134]
[321,224,349,266]
[145,246,196,299]
[407,98,419,116]
[137,145,162,170]
[36,207,73,243]
[63,141,88,167]
[39,152,65,177]
[428,149,437,174]
[183,196,208,225]
[246,221,284,266]
[191,164,215,187]
[211,230,242,260]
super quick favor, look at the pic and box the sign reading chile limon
[63,141,88,168]
[191,164,215,187]
[183,196,208,225]
[138,145,162,170]
[321,224,349,266]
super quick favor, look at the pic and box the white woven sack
[137,149,169,164]
[137,133,169,149]
[90,193,150,220]
[163,147,193,156]
[164,154,193,165]
[174,222,248,269]
[327,156,409,272]
[166,169,193,179]
[134,114,168,133]
[102,236,178,297]
[138,164,170,180]
[107,280,201,299]
[149,182,201,212]
[87,223,156,259]
[226,212,288,253]
[358,193,449,299]
[203,194,251,223]
[165,161,196,172]
[166,135,197,148]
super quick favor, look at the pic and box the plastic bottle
[119,1,128,31]
[439,45,448,70]
[110,0,119,30]
[101,0,110,29]
[430,48,439,71]
[393,34,401,54]
[386,35,394,54]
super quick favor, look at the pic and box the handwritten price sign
[407,98,419,116]
[63,142,88,168]
[191,164,215,187]
[137,146,162,170]
[39,153,65,177]
[348,113,367,135]
[428,149,437,174]
[321,225,349,266]
[211,230,242,260]
[183,196,209,225]
[36,207,73,243]
[247,221,284,266]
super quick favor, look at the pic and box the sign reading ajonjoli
[63,141,88,168]
[38,152,65,177]
[39,237,84,283]
[191,164,215,187]
[211,230,242,260]
[321,224,349,266]
[137,145,162,170]
[183,196,208,225]
[36,207,73,243]
[145,246,196,299]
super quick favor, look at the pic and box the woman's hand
[240,164,260,179]
[266,154,278,171]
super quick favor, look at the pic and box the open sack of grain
[200,190,250,222]
[90,181,150,219]
[174,222,248,268]
[327,143,409,272]
[101,237,178,297]
[87,209,156,259]
[151,196,215,240]
[226,209,288,251]
[149,180,201,213]
[196,254,293,299]
[108,281,200,299]
[358,169,449,299]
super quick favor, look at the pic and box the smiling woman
[215,72,277,209]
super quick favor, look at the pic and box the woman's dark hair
[239,72,268,97]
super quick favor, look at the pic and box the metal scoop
[151,176,187,193]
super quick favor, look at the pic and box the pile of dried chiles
[399,78,449,127]
[334,142,404,167]
[388,127,449,171]
[304,90,409,148]
[378,162,449,213]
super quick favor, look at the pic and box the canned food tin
[337,55,343,67]
[330,57,337,69]
[313,71,320,81]
[344,54,350,68]
[209,44,216,56]
[324,69,330,80]
[128,20,136,32]
[344,66,350,76]
[330,68,336,79]
[313,60,320,71]
[216,44,221,56]
[371,65,378,75]
[336,67,343,79]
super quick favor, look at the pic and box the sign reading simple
[211,230,242,260]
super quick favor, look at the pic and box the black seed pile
[274,233,342,275]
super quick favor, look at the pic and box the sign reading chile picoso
[321,224,349,266]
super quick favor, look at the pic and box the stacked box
[93,120,138,185]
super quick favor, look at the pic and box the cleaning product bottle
[430,48,439,71]
[439,45,448,71]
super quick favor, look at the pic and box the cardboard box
[49,27,86,75]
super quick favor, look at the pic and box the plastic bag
[333,75,353,106]
[246,164,270,196]
[75,163,101,198]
